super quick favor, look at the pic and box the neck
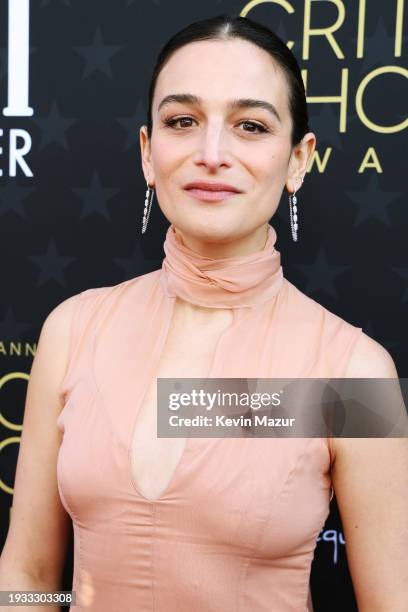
[172,224,269,259]
[160,221,284,309]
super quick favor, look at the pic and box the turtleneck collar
[159,223,284,308]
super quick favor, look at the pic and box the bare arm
[331,333,408,611]
[0,295,78,610]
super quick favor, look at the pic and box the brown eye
[239,121,269,134]
[163,116,195,129]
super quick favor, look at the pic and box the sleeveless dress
[56,224,362,611]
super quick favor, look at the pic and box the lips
[184,181,241,193]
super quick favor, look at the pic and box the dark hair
[146,14,310,148]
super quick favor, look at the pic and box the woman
[1,14,406,612]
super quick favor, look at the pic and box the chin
[173,217,248,244]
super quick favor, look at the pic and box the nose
[192,120,232,170]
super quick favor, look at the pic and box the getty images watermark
[157,378,408,438]
[167,386,295,429]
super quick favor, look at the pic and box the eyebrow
[157,93,282,124]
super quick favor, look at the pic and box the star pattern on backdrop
[294,246,350,299]
[0,307,32,342]
[33,100,77,151]
[29,239,76,287]
[0,182,36,219]
[113,243,161,280]
[353,16,408,74]
[117,101,146,151]
[308,104,345,151]
[72,172,119,220]
[74,27,123,79]
[345,174,401,227]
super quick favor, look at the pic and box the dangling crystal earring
[289,176,303,242]
[142,180,154,234]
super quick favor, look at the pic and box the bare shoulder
[39,286,112,384]
[37,294,81,384]
[47,290,89,326]
[344,330,398,378]
[43,292,79,333]
[331,332,399,461]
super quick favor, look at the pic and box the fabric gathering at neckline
[159,223,285,309]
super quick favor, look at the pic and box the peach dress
[56,223,362,611]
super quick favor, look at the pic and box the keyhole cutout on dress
[129,299,235,502]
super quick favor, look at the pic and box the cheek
[250,151,289,216]
[247,140,290,180]
[266,141,291,172]
[151,137,182,179]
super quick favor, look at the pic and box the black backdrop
[0,1,407,610]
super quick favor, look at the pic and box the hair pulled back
[146,14,310,148]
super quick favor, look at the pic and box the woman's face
[140,38,315,254]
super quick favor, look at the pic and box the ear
[139,125,155,187]
[286,132,316,193]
